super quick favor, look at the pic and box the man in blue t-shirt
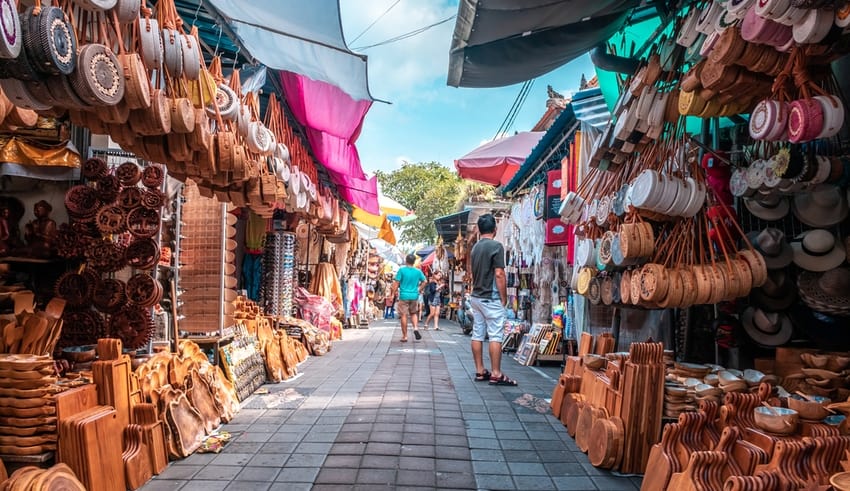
[392,254,426,342]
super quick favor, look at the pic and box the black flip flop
[474,370,491,382]
[413,330,422,340]
[489,374,518,386]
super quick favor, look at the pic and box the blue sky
[338,0,597,176]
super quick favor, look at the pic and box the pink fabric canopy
[454,131,544,187]
[280,71,378,211]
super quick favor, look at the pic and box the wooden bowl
[788,395,831,421]
[831,471,850,491]
[753,406,798,435]
[62,345,96,363]
[583,354,606,370]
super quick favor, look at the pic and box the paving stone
[335,431,370,443]
[398,456,436,471]
[340,423,373,432]
[286,453,327,467]
[544,460,589,475]
[295,442,333,454]
[402,432,436,445]
[248,423,280,433]
[365,442,401,455]
[210,453,254,467]
[436,434,468,447]
[513,475,557,490]
[538,450,577,463]
[496,430,530,440]
[274,467,320,483]
[360,454,400,469]
[195,465,242,480]
[260,442,298,454]
[248,453,289,467]
[302,431,338,442]
[234,466,280,482]
[329,442,367,455]
[507,461,547,476]
[356,468,396,484]
[467,437,500,449]
[473,460,512,475]
[267,484,312,491]
[397,469,437,487]
[553,476,597,490]
[172,453,217,466]
[592,475,640,490]
[372,422,404,433]
[267,432,305,443]
[179,480,229,491]
[435,471,477,488]
[476,474,517,490]
[439,445,472,460]
[314,467,358,484]
[400,444,436,458]
[323,454,362,468]
[404,423,433,433]
[436,459,473,473]
[470,449,505,462]
[141,480,186,490]
[224,482,271,491]
[157,464,202,480]
[370,430,403,443]
[499,438,535,450]
[503,450,540,463]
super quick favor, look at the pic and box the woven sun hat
[798,267,850,316]
[741,306,793,347]
[791,229,846,272]
[750,269,797,311]
[746,228,793,269]
[792,184,849,227]
[744,194,789,221]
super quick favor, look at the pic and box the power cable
[494,79,535,140]
[350,0,402,45]
[353,14,456,50]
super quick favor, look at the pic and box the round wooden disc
[588,418,615,468]
[575,404,594,452]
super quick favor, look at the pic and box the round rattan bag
[70,44,124,106]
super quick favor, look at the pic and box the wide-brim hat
[741,306,793,347]
[747,228,793,269]
[792,184,849,228]
[750,269,797,311]
[791,229,846,272]
[798,268,850,316]
[744,196,789,221]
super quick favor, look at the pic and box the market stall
[0,0,377,486]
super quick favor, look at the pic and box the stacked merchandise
[2,463,85,489]
[552,338,664,474]
[259,232,296,318]
[134,340,240,457]
[218,331,266,401]
[233,296,307,383]
[178,182,236,334]
[0,355,61,457]
[56,158,164,350]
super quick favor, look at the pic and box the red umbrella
[454,131,544,186]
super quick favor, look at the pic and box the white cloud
[339,0,456,102]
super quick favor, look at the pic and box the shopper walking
[468,213,516,386]
[392,254,426,342]
[424,271,445,330]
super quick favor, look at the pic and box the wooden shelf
[0,256,62,264]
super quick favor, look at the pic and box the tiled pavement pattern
[142,319,643,490]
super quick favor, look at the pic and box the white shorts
[470,297,505,343]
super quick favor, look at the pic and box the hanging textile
[242,212,267,302]
[310,262,343,313]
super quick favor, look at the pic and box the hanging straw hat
[750,269,797,311]
[792,184,849,227]
[746,228,793,269]
[791,229,846,272]
[744,195,789,221]
[798,268,850,316]
[741,306,793,347]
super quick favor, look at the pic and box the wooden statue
[23,200,57,258]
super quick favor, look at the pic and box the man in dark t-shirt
[468,213,516,386]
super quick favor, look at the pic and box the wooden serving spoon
[796,391,837,414]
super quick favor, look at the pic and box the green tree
[376,162,461,244]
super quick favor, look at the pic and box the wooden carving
[163,393,205,458]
